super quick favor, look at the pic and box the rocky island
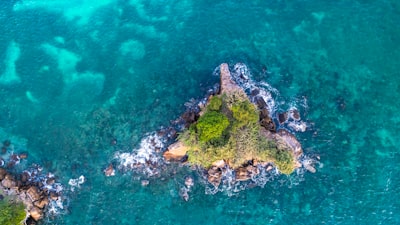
[163,63,306,187]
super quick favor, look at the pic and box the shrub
[195,111,230,144]
[231,100,259,127]
[0,198,27,225]
[208,96,222,111]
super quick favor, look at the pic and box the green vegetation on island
[179,93,296,174]
[0,196,27,225]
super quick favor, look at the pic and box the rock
[19,152,28,159]
[0,168,7,180]
[255,96,267,109]
[21,172,30,183]
[184,176,194,188]
[235,166,259,181]
[50,192,59,201]
[34,198,49,209]
[179,187,189,201]
[181,111,197,127]
[163,141,189,161]
[304,164,316,173]
[2,174,16,188]
[104,164,115,177]
[212,159,225,168]
[46,177,55,185]
[260,108,270,119]
[29,207,43,221]
[260,116,276,132]
[278,112,288,124]
[289,109,300,121]
[235,167,250,181]
[207,166,222,188]
[277,129,303,156]
[251,88,260,96]
[141,180,149,186]
[220,63,245,95]
[26,186,41,202]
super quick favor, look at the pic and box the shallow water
[1,0,399,224]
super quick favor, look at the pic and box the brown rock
[50,192,59,201]
[0,168,7,180]
[235,167,250,181]
[19,152,28,159]
[219,63,245,95]
[207,166,222,187]
[29,207,43,221]
[26,186,41,202]
[255,96,267,109]
[163,141,189,161]
[2,174,16,188]
[278,112,288,124]
[104,164,115,177]
[277,129,303,156]
[34,198,49,209]
[21,172,30,183]
[181,111,197,126]
[260,108,270,119]
[260,116,276,132]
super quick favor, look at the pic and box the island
[163,63,305,187]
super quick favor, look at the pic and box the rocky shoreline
[0,140,64,224]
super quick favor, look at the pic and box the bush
[208,96,222,111]
[195,111,230,144]
[231,100,259,127]
[0,198,27,225]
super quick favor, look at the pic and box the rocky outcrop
[220,63,246,96]
[163,141,189,162]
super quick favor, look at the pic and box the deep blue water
[1,0,400,224]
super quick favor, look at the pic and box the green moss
[0,198,27,225]
[196,111,230,144]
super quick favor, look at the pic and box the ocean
[0,0,399,224]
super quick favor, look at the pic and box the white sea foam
[68,175,85,192]
[114,133,166,177]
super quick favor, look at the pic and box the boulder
[278,112,288,124]
[26,186,41,202]
[163,141,189,161]
[0,168,7,180]
[29,207,43,221]
[260,115,276,132]
[207,166,222,187]
[104,164,115,177]
[235,167,250,181]
[235,165,259,181]
[1,174,16,189]
[34,198,49,209]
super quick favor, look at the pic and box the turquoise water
[1,0,399,224]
